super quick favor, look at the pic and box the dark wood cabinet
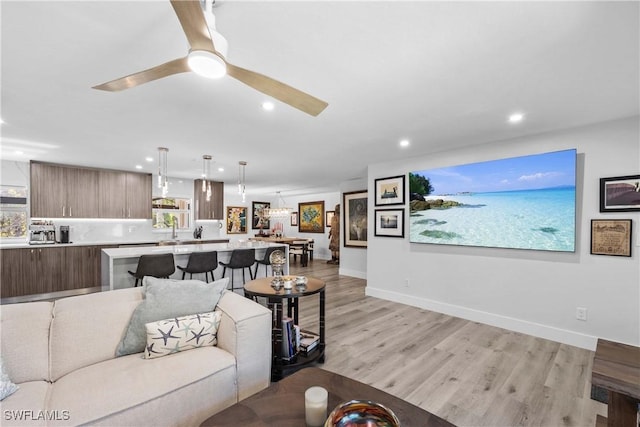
[1,247,65,297]
[1,245,110,298]
[30,162,99,218]
[125,172,152,219]
[194,179,224,220]
[98,170,127,218]
[32,162,151,219]
[65,246,101,290]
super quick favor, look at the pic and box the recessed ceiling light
[14,150,23,155]
[262,101,275,111]
[145,157,154,162]
[508,113,525,123]
[135,165,143,169]
[399,139,410,147]
[218,167,224,172]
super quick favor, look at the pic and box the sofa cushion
[116,277,228,357]
[49,287,144,382]
[0,301,52,383]
[144,311,222,359]
[0,381,50,427]
[47,346,236,426]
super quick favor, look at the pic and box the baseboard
[338,268,367,280]
[365,286,598,350]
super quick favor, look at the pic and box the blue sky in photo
[412,149,576,195]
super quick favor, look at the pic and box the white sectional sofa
[0,284,272,426]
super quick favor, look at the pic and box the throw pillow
[116,277,229,357]
[144,311,222,359]
[0,358,18,401]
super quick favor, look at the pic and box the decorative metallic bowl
[324,400,400,427]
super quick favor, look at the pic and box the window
[152,197,191,230]
[0,185,28,239]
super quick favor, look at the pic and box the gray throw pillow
[116,277,229,357]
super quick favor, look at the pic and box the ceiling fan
[92,0,328,117]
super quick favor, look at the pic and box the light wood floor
[290,259,607,427]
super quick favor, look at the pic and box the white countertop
[101,241,286,259]
[0,239,229,249]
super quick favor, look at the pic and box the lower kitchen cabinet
[1,245,113,298]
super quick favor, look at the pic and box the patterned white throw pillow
[144,311,222,359]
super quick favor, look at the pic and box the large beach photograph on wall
[409,149,577,252]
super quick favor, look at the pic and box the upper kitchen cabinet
[32,162,151,219]
[194,179,224,220]
[31,162,98,218]
[98,170,151,219]
[125,172,152,219]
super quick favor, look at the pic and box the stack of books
[299,331,320,356]
[281,317,298,361]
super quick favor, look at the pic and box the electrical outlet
[576,307,587,321]
[404,279,410,287]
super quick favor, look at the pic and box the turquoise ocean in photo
[409,187,576,251]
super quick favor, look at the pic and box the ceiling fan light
[188,50,226,79]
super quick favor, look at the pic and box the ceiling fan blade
[170,0,215,52]
[92,57,191,91]
[227,63,328,116]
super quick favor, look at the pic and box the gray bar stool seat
[219,249,256,291]
[128,253,175,287]
[177,251,218,282]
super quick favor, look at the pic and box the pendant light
[157,147,169,197]
[238,161,247,203]
[202,155,212,201]
[263,191,293,218]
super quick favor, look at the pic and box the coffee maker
[29,221,56,245]
[59,226,70,244]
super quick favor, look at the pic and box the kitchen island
[101,241,288,290]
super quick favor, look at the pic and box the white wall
[337,178,368,278]
[366,117,640,350]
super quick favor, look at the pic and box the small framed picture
[290,212,298,226]
[590,219,632,257]
[252,201,270,230]
[344,190,368,248]
[298,201,325,233]
[599,175,640,212]
[374,209,404,238]
[375,175,405,206]
[325,210,335,228]
[226,206,247,234]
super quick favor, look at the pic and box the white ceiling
[1,1,638,197]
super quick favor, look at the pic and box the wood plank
[291,260,608,427]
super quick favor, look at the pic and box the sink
[158,240,183,246]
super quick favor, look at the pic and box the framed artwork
[291,212,298,226]
[226,206,247,234]
[344,190,368,248]
[325,210,335,228]
[252,201,270,230]
[375,175,405,206]
[599,175,640,212]
[374,209,405,238]
[298,201,325,233]
[590,219,632,257]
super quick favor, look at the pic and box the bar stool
[253,246,281,278]
[219,249,255,291]
[177,251,218,282]
[128,253,175,287]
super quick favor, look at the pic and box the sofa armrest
[216,291,272,400]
